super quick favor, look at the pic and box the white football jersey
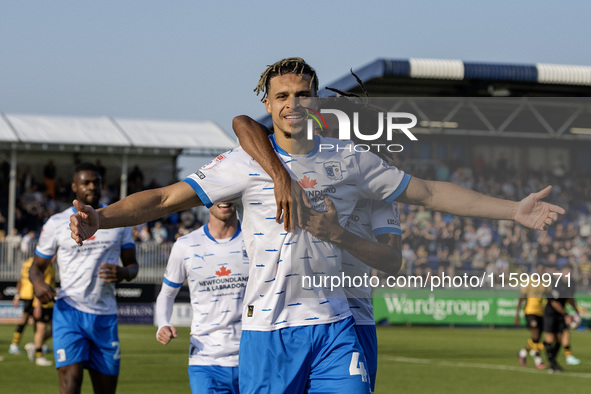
[183,135,410,331]
[160,225,248,367]
[342,199,401,325]
[35,206,134,315]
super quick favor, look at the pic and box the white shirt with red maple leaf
[342,200,401,325]
[183,135,410,332]
[156,224,249,366]
[35,205,135,315]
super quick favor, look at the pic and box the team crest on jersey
[201,153,226,171]
[242,246,248,261]
[324,161,343,181]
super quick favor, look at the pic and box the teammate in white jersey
[70,58,564,393]
[156,202,248,393]
[30,162,138,394]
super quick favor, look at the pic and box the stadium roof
[0,113,237,156]
[317,58,591,97]
[260,58,591,135]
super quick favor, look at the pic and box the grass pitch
[1,324,590,393]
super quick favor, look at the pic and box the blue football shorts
[188,365,239,394]
[239,316,371,394]
[355,324,378,392]
[53,299,120,375]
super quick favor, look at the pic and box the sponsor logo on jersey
[297,175,317,189]
[195,170,206,179]
[216,266,231,277]
[247,305,254,317]
[200,154,226,171]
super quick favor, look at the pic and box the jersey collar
[203,221,242,243]
[269,134,320,158]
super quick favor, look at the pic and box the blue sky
[1,0,589,138]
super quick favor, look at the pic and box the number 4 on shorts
[349,352,368,382]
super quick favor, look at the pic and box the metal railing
[0,240,172,284]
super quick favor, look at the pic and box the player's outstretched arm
[232,115,308,231]
[398,178,564,231]
[29,256,57,305]
[299,197,402,274]
[70,181,202,245]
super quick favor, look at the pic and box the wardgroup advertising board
[373,288,591,326]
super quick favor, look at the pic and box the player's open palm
[513,186,565,230]
[70,199,99,245]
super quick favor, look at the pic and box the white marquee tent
[0,113,237,235]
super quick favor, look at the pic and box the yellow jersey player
[515,263,546,369]
[25,258,56,366]
[9,257,37,355]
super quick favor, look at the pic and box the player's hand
[70,200,100,246]
[513,315,520,326]
[565,314,573,326]
[157,325,178,345]
[98,263,127,283]
[513,186,565,231]
[272,171,310,232]
[272,171,292,231]
[299,197,344,243]
[12,296,20,308]
[290,181,310,232]
[33,282,57,305]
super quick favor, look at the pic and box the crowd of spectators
[2,155,591,289]
[391,152,591,290]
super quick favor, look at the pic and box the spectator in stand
[6,228,23,266]
[20,230,36,258]
[151,221,168,244]
[43,160,57,200]
[95,160,106,179]
[128,165,144,194]
[138,225,152,243]
[476,222,493,248]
